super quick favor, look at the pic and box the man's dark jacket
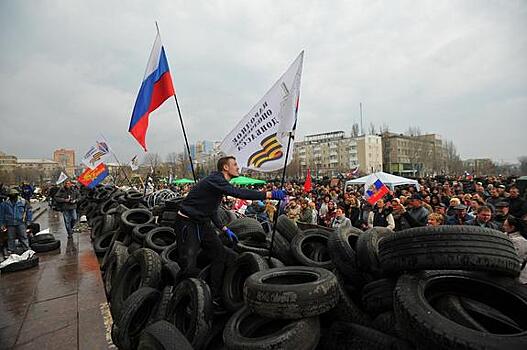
[179,171,266,228]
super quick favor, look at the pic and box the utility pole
[360,102,364,135]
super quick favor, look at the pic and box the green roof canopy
[172,178,196,184]
[230,176,266,186]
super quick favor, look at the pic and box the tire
[160,261,181,287]
[127,241,142,255]
[160,244,179,265]
[269,231,296,265]
[330,270,372,326]
[234,240,269,256]
[379,226,521,276]
[202,314,230,350]
[325,322,412,350]
[434,295,487,332]
[217,208,236,227]
[222,252,268,312]
[356,228,389,276]
[93,230,115,256]
[164,197,184,210]
[394,270,527,349]
[90,216,104,240]
[100,214,119,233]
[160,210,178,222]
[291,231,333,269]
[266,256,285,268]
[31,233,55,244]
[145,227,177,253]
[276,214,299,242]
[133,223,159,243]
[100,199,119,215]
[120,209,154,235]
[113,287,160,350]
[1,256,39,273]
[101,239,124,272]
[150,286,174,324]
[361,278,396,315]
[165,278,213,350]
[227,217,267,242]
[328,226,364,281]
[111,248,163,319]
[223,307,320,350]
[31,239,61,253]
[104,243,129,297]
[371,312,398,337]
[137,320,193,350]
[244,266,340,319]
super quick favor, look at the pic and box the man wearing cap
[494,201,510,231]
[471,205,500,230]
[445,204,475,225]
[394,194,429,228]
[54,180,79,237]
[0,188,33,254]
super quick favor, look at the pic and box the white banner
[56,172,68,185]
[220,51,304,172]
[129,155,139,171]
[82,140,111,169]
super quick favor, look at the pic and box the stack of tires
[77,188,527,350]
[30,232,61,253]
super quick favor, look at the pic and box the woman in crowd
[322,200,336,227]
[427,212,444,226]
[367,199,395,230]
[502,215,527,284]
[347,195,362,228]
[332,205,352,231]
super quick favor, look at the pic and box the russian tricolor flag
[129,32,175,151]
[366,179,389,205]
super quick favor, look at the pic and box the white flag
[56,172,68,185]
[220,51,304,172]
[82,140,111,169]
[129,155,139,171]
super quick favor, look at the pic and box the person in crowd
[502,215,527,284]
[474,181,488,200]
[468,197,484,216]
[332,205,352,231]
[347,195,362,228]
[173,156,286,308]
[497,184,509,199]
[486,187,504,210]
[471,205,500,230]
[285,199,301,222]
[307,202,318,224]
[54,180,79,237]
[299,199,315,224]
[446,197,461,217]
[0,188,32,254]
[245,200,268,222]
[427,212,444,226]
[322,200,336,227]
[20,182,33,201]
[395,193,429,228]
[508,186,527,218]
[264,200,277,223]
[446,204,474,225]
[434,203,447,216]
[494,201,510,230]
[318,195,331,219]
[367,199,395,230]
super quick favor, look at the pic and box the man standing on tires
[174,156,286,307]
[0,188,32,254]
[54,180,79,238]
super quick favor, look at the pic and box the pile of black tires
[77,185,527,350]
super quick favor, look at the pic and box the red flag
[303,168,312,193]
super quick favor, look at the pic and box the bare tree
[379,123,390,134]
[444,140,463,175]
[368,122,376,135]
[351,123,360,137]
[405,126,422,137]
[519,156,527,175]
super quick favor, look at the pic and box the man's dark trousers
[174,215,226,298]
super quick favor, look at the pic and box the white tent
[345,171,420,191]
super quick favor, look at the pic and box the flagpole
[267,131,294,262]
[155,21,197,183]
[99,133,134,188]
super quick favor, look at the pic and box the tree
[379,123,390,134]
[444,139,463,175]
[351,123,360,137]
[405,126,422,137]
[519,156,527,175]
[368,122,376,135]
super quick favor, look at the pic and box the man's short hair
[477,205,492,214]
[217,156,236,172]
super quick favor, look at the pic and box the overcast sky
[1,0,526,165]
